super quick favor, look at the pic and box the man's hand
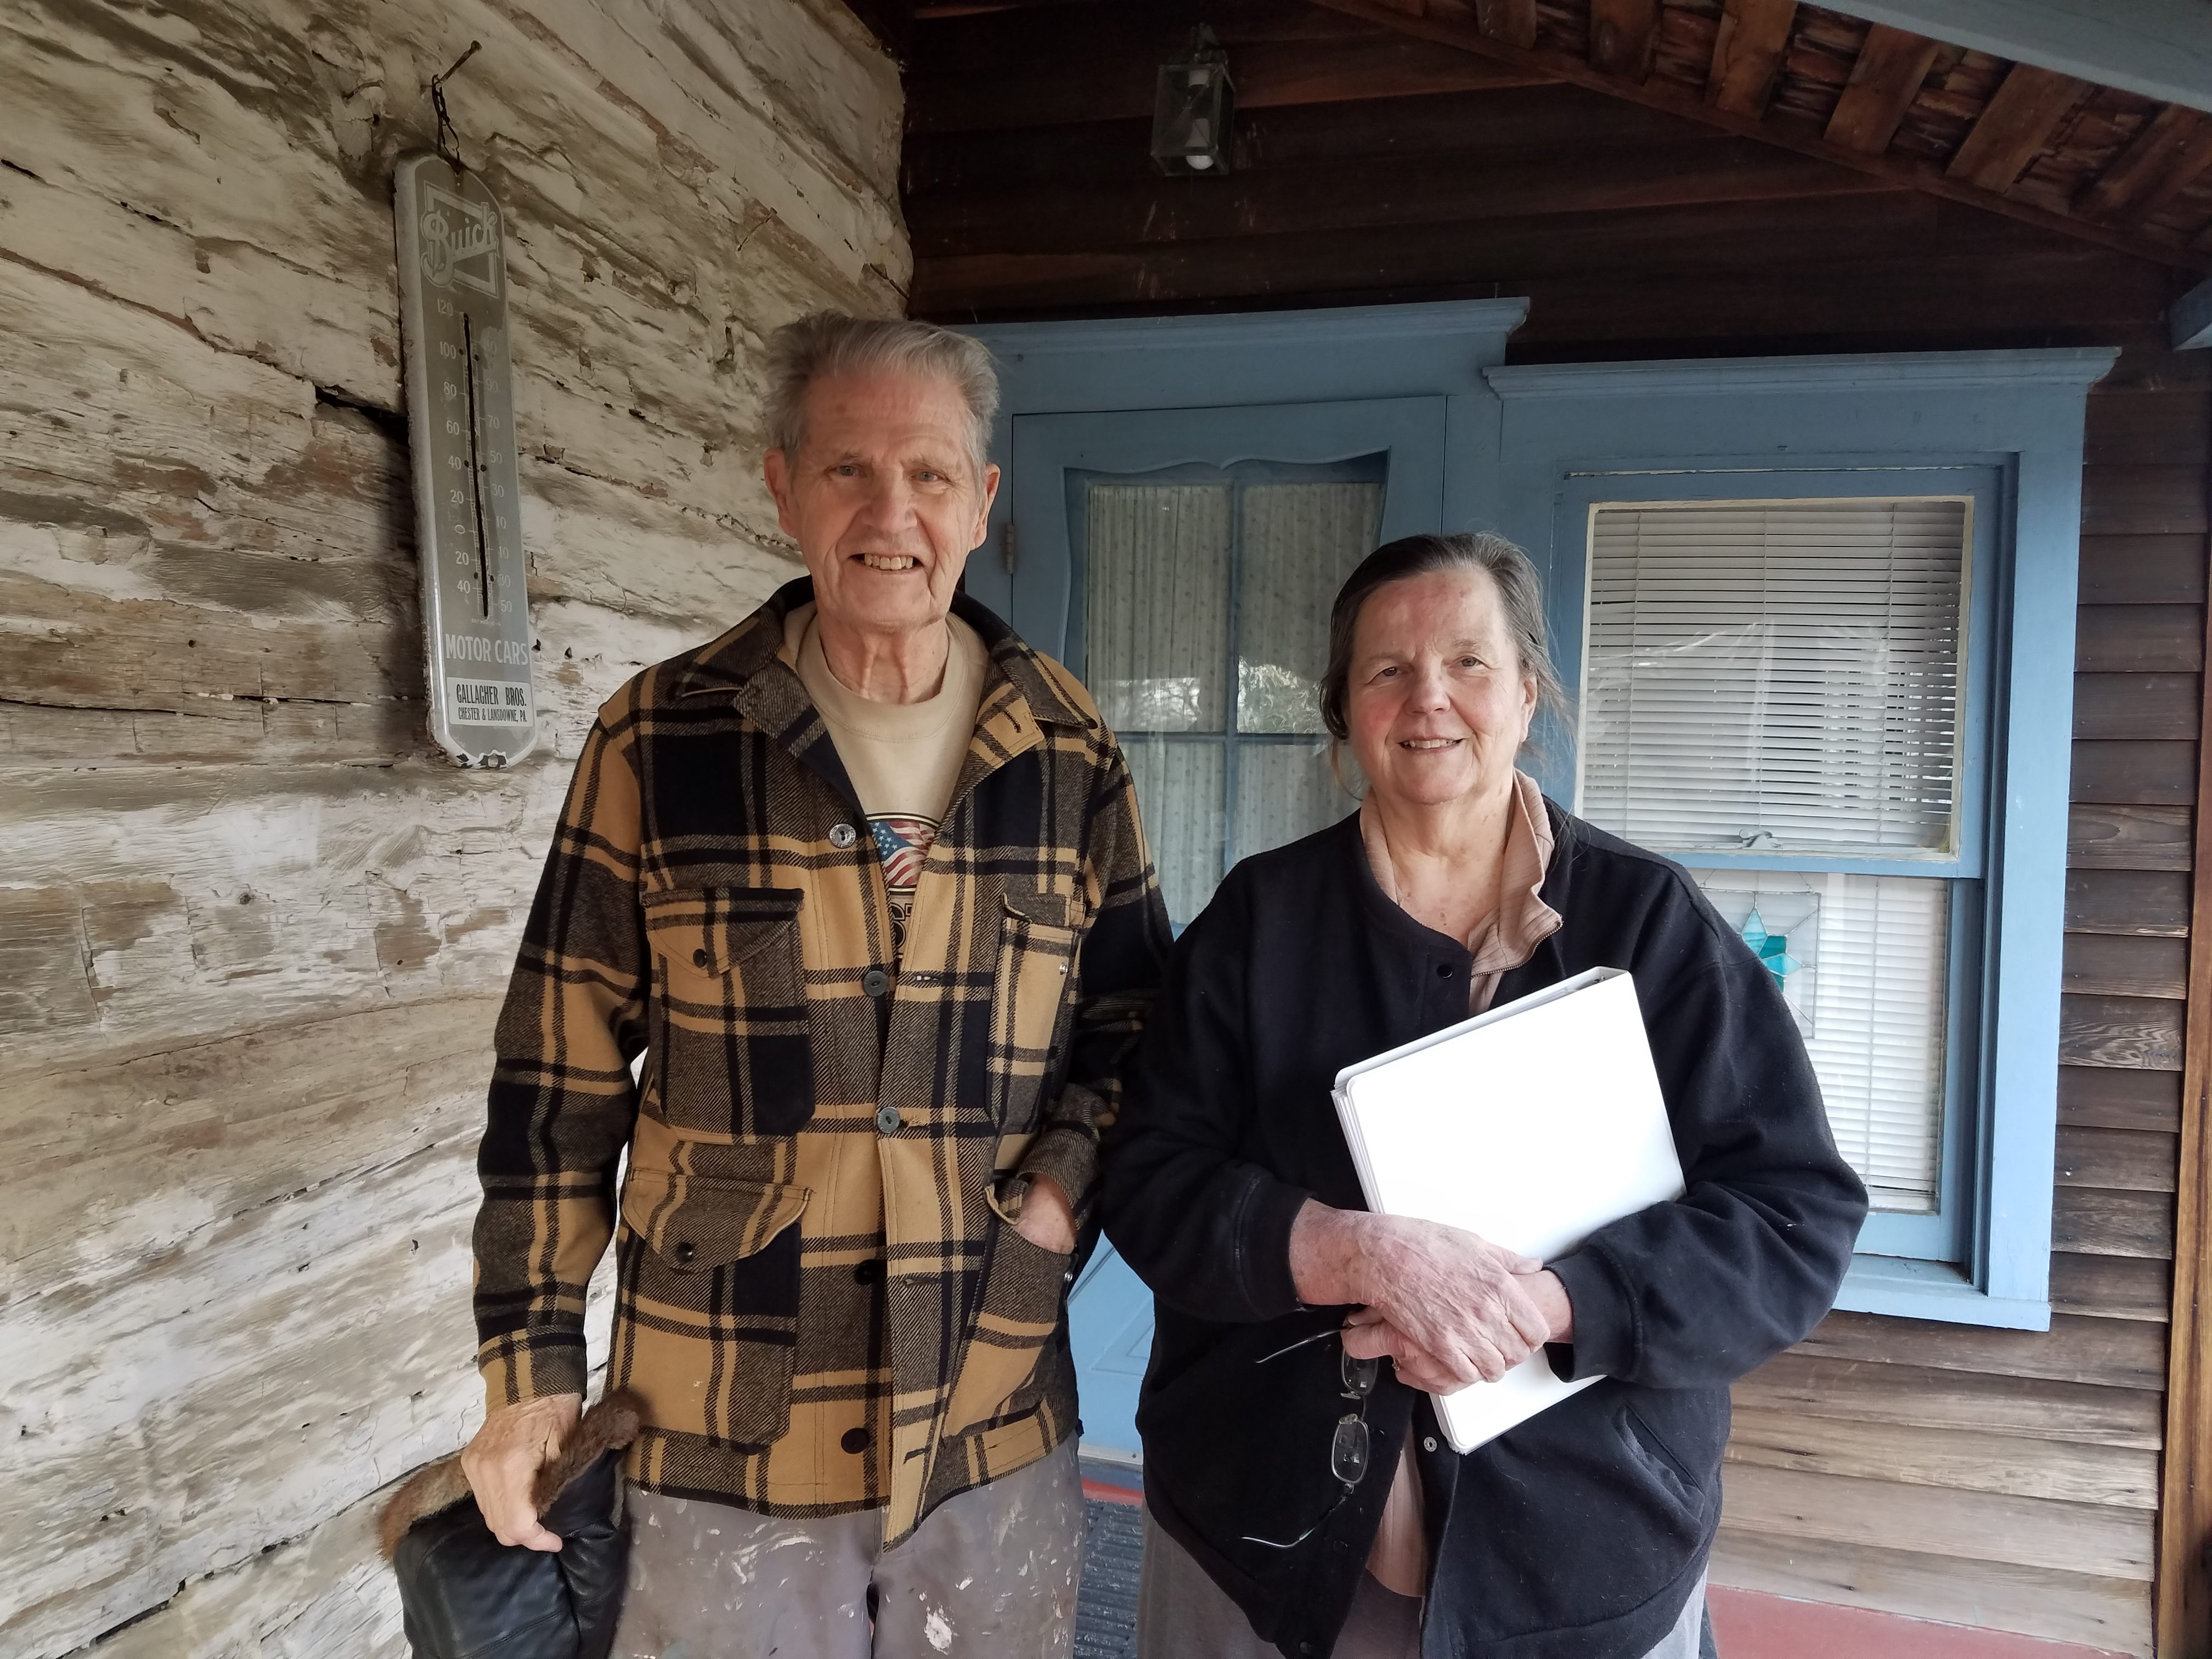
[460,1393,581,1550]
[1341,1266,1574,1394]
[1011,1173,1078,1255]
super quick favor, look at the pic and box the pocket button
[691,947,709,969]
[841,1426,871,1454]
[674,1241,697,1265]
[853,1258,884,1284]
[876,1104,902,1136]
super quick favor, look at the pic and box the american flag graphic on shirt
[872,814,941,958]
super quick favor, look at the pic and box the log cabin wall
[905,3,2208,1652]
[0,3,904,1655]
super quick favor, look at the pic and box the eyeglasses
[1240,1335,1380,1550]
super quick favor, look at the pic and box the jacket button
[841,1426,872,1454]
[876,1104,902,1136]
[853,1258,883,1285]
[674,1242,697,1265]
[1423,1436,1438,1453]
[830,822,858,850]
[1436,963,1454,978]
[862,968,889,997]
[692,947,710,969]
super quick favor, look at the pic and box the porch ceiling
[898,0,2212,275]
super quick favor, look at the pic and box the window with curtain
[1578,497,1972,1217]
[1075,459,1385,927]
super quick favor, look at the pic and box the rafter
[2081,105,2212,225]
[1707,0,1799,118]
[1474,0,1537,52]
[1824,24,1944,154]
[1304,0,2212,272]
[1946,62,2087,193]
[1590,0,1660,80]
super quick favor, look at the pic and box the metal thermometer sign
[394,154,537,766]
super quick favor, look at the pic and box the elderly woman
[1101,533,1867,1659]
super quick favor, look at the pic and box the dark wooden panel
[2051,1250,2174,1322]
[906,135,1887,258]
[1736,1351,2163,1448]
[2085,393,2212,470]
[2082,466,2211,538]
[2064,933,2191,998]
[2062,1064,2187,1133]
[2075,604,2203,672]
[2060,994,2187,1070]
[1726,1407,2160,1509]
[2066,868,2192,935]
[2073,673,2200,740]
[2055,1186,2177,1259]
[1476,0,1538,53]
[1797,1310,2165,1390]
[2068,803,2193,871]
[1589,0,1660,79]
[2077,535,2208,605]
[2070,739,2197,806]
[2058,1125,2182,1194]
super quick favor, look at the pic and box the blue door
[1007,398,1448,1457]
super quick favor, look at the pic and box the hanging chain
[430,40,482,172]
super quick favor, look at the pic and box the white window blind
[1582,499,1967,856]
[1581,497,1972,1214]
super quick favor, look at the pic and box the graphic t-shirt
[788,602,988,960]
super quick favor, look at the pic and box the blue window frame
[1487,349,2118,1330]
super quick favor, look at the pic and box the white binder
[1330,967,1686,1453]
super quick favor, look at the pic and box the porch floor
[1074,1469,2134,1659]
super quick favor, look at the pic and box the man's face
[763,367,1000,637]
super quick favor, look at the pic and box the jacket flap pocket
[645,885,804,977]
[1001,889,1072,932]
[620,1171,810,1271]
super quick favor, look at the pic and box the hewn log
[1824,26,1945,155]
[1946,64,2089,194]
[1705,0,1796,117]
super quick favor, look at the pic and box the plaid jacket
[473,579,1169,1543]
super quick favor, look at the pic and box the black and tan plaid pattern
[473,579,1169,1543]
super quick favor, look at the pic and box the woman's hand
[1290,1201,1564,1389]
[460,1392,581,1550]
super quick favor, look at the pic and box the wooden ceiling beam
[1824,24,1945,154]
[1707,0,1799,118]
[1590,0,1661,81]
[1304,0,2211,272]
[2083,106,2212,225]
[1474,0,1538,53]
[1946,62,2089,193]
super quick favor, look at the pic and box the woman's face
[1345,567,1538,813]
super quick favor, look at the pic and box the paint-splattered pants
[610,1438,1084,1659]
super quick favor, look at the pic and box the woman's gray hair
[1318,532,1567,742]
[762,312,1000,481]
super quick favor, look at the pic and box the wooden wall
[0,2,902,1655]
[904,4,2207,1651]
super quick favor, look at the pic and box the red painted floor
[1707,1586,2135,1659]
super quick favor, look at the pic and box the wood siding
[905,4,2205,1651]
[0,2,903,1656]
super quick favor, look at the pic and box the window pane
[1234,741,1351,866]
[1124,738,1226,928]
[1082,482,1232,732]
[1237,480,1384,734]
[1583,499,1966,854]
[1688,870,1949,1213]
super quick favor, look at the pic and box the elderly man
[460,313,1169,1656]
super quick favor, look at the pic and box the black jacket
[1101,806,1867,1659]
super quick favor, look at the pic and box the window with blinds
[1579,498,1973,1215]
[1079,462,1383,927]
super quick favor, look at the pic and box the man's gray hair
[763,312,1000,481]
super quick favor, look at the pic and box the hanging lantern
[1150,26,1234,176]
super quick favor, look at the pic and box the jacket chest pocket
[988,890,1078,1127]
[613,1170,810,1448]
[644,886,813,1137]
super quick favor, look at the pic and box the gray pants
[1136,1507,1706,1659]
[611,1439,1084,1659]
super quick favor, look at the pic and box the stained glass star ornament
[1740,906,1802,989]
